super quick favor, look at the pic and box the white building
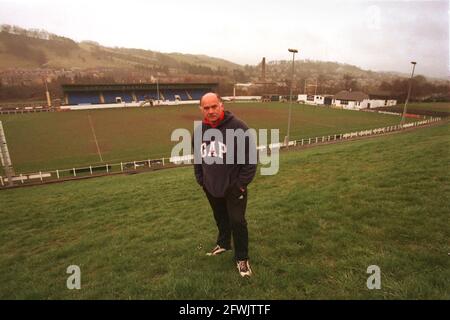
[333,91,398,110]
[298,94,333,105]
[367,92,398,108]
[299,90,398,110]
[332,91,370,110]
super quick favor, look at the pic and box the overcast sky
[0,0,448,78]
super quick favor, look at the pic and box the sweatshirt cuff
[236,181,247,190]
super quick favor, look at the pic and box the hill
[0,29,241,72]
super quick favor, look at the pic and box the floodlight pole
[0,121,15,186]
[400,61,417,126]
[156,78,160,103]
[44,77,52,108]
[285,48,298,147]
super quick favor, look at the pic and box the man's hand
[239,187,245,192]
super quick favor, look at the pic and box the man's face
[200,93,224,123]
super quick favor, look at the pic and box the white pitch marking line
[88,114,103,162]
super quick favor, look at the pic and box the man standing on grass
[193,92,257,277]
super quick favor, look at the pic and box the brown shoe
[206,245,229,256]
[237,260,253,277]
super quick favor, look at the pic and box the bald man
[194,93,257,277]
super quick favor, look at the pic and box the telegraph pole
[0,121,15,186]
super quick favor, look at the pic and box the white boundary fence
[0,108,56,115]
[0,116,443,188]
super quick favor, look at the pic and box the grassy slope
[379,102,450,116]
[0,102,416,173]
[404,102,450,112]
[0,123,448,299]
[0,32,241,71]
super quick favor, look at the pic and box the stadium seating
[162,90,178,101]
[189,89,209,100]
[173,90,190,100]
[135,91,159,101]
[68,92,100,105]
[103,92,133,103]
[66,87,213,105]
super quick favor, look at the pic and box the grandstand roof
[62,83,218,92]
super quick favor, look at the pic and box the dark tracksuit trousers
[204,184,249,261]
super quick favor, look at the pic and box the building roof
[333,90,369,101]
[61,82,218,92]
[368,91,401,99]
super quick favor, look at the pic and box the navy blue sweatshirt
[193,111,257,198]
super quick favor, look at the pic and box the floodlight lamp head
[411,61,417,65]
[288,48,298,53]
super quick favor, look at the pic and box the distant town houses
[298,90,398,110]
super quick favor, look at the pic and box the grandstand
[103,91,133,104]
[62,83,218,105]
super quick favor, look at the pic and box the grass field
[0,122,448,299]
[0,102,420,173]
[379,102,450,117]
